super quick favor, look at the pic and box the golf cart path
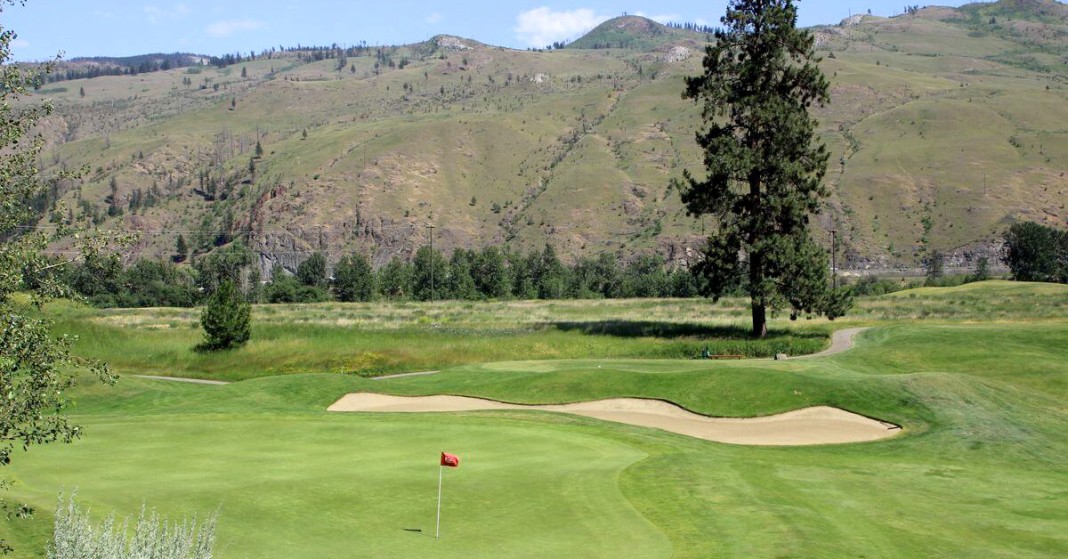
[131,375,230,385]
[329,393,900,446]
[793,327,869,359]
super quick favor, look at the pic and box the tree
[332,253,375,302]
[296,252,328,289]
[199,280,251,351]
[475,246,511,299]
[1002,221,1066,283]
[924,250,945,286]
[412,246,447,301]
[675,0,849,337]
[174,234,188,263]
[446,249,478,300]
[193,241,254,295]
[377,256,413,300]
[971,256,990,283]
[1,4,111,553]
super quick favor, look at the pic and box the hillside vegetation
[25,0,1068,274]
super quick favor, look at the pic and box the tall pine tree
[676,0,850,337]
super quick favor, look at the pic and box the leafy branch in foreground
[1,2,116,553]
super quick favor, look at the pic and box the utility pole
[830,229,838,290]
[425,224,436,303]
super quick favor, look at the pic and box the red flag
[441,452,460,468]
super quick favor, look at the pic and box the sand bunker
[328,393,900,446]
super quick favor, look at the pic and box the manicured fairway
[3,283,1067,557]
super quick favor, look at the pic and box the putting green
[7,412,671,559]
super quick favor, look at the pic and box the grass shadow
[550,320,824,340]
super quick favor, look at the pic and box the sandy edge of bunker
[328,393,901,446]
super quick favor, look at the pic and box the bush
[198,280,251,351]
[48,493,217,559]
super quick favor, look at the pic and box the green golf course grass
[3,282,1067,557]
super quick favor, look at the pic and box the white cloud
[635,12,680,24]
[10,38,30,49]
[206,19,267,38]
[426,12,443,24]
[144,3,190,25]
[515,7,609,48]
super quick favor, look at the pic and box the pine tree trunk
[751,301,767,338]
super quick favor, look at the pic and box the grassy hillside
[25,2,1068,272]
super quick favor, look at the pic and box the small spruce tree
[199,280,251,351]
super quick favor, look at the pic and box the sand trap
[328,393,900,446]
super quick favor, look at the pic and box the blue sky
[5,1,972,61]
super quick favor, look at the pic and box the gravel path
[372,370,441,381]
[793,327,870,359]
[130,375,230,385]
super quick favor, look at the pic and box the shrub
[48,493,217,559]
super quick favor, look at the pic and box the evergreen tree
[199,280,251,351]
[333,253,375,302]
[675,0,850,337]
[296,251,328,288]
[174,234,188,263]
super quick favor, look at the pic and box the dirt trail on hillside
[328,393,900,446]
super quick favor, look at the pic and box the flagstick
[435,464,443,539]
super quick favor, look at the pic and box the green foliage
[376,257,413,300]
[193,242,255,295]
[924,250,945,285]
[676,0,849,336]
[1002,221,1067,283]
[0,4,113,553]
[619,254,670,298]
[411,245,448,301]
[332,253,374,302]
[971,256,991,282]
[474,247,510,299]
[445,249,479,301]
[296,252,328,288]
[173,235,188,264]
[48,493,216,559]
[198,280,251,351]
[265,264,329,304]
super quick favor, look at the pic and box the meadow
[3,281,1067,557]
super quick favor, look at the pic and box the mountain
[25,2,1068,276]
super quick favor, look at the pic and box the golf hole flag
[436,452,460,538]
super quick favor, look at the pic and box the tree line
[57,242,709,308]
